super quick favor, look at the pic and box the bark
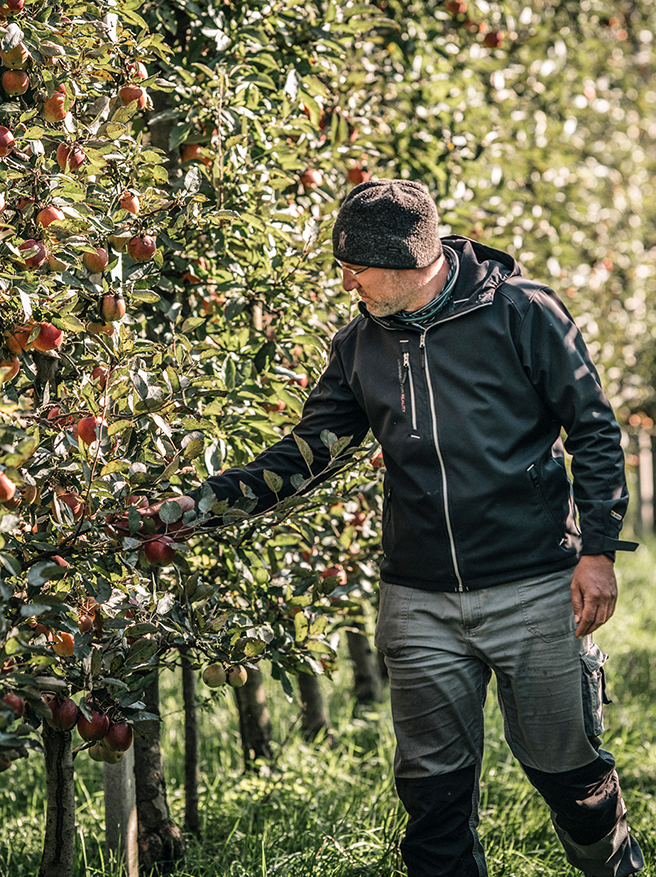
[39,723,75,877]
[297,672,332,742]
[233,665,272,770]
[181,651,200,837]
[346,624,384,707]
[134,672,186,874]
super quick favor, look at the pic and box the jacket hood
[358,235,522,325]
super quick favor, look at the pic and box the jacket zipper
[420,332,464,590]
[402,352,418,432]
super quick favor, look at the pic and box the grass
[1,543,655,876]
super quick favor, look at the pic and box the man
[160,180,644,876]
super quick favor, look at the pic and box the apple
[6,322,34,352]
[76,415,107,445]
[42,86,71,123]
[36,206,65,227]
[118,191,139,214]
[103,722,133,751]
[320,565,348,586]
[127,234,156,262]
[108,229,132,251]
[0,0,24,14]
[263,399,285,412]
[0,356,19,382]
[86,320,114,336]
[180,143,211,166]
[118,85,146,109]
[227,665,248,688]
[2,692,24,716]
[33,322,64,351]
[16,195,34,211]
[19,239,47,268]
[52,631,75,657]
[99,292,126,322]
[47,252,67,272]
[347,165,371,185]
[93,741,125,764]
[54,489,84,521]
[2,70,28,95]
[0,44,29,69]
[46,697,78,731]
[445,0,467,12]
[0,472,16,502]
[143,536,177,566]
[77,708,110,742]
[83,247,109,273]
[91,365,108,388]
[483,31,504,47]
[56,141,85,171]
[77,613,93,634]
[128,61,148,80]
[202,664,226,688]
[0,126,15,157]
[300,168,323,188]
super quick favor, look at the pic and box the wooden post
[103,746,139,876]
[638,429,654,534]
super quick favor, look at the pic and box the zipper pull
[419,332,426,367]
[403,352,410,368]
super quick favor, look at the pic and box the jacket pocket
[527,463,567,545]
[580,640,609,739]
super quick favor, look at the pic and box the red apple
[1,70,28,95]
[42,86,71,123]
[19,239,46,268]
[0,472,16,502]
[0,0,25,14]
[77,709,110,742]
[103,721,133,751]
[46,696,78,731]
[83,247,109,273]
[347,165,371,185]
[320,565,348,586]
[54,489,84,521]
[127,234,156,262]
[127,61,148,80]
[52,631,74,656]
[76,416,107,445]
[118,192,139,214]
[0,126,15,157]
[143,536,177,566]
[91,365,108,388]
[2,692,24,716]
[32,322,64,351]
[118,85,146,109]
[36,206,64,227]
[99,293,126,322]
[56,141,85,171]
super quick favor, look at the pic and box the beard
[361,270,430,316]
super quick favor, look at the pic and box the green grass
[1,544,655,876]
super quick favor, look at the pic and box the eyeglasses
[336,261,370,277]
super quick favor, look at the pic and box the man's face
[339,262,434,317]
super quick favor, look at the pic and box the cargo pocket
[374,580,411,658]
[580,640,610,740]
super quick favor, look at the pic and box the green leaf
[108,419,133,437]
[263,469,283,494]
[294,610,309,642]
[293,433,314,469]
[330,435,353,458]
[159,501,182,524]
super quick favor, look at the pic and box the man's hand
[139,495,197,538]
[571,554,617,638]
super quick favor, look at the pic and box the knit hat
[332,179,442,269]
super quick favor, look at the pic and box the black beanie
[332,179,442,269]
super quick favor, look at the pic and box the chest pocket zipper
[403,352,419,435]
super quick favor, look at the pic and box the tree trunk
[297,672,332,742]
[134,672,186,873]
[233,665,272,769]
[346,624,384,707]
[39,723,75,877]
[181,651,200,837]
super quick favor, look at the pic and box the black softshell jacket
[201,236,635,592]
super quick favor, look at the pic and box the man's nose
[341,270,360,292]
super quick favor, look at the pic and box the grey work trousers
[375,570,644,877]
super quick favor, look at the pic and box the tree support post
[103,746,139,876]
